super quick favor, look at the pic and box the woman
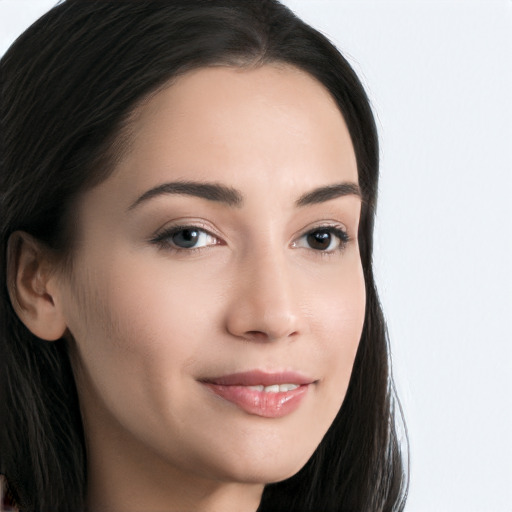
[0,1,408,511]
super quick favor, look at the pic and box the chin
[209,444,315,485]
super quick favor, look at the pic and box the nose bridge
[225,243,302,342]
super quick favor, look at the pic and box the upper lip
[200,370,316,387]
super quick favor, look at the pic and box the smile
[200,370,315,418]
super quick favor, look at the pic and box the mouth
[199,370,316,418]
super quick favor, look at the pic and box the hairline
[58,58,362,272]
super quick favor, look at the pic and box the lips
[200,370,315,418]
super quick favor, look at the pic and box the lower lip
[202,383,310,418]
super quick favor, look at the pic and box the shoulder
[1,475,19,512]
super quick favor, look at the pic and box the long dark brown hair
[0,1,408,510]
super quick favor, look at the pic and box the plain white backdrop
[1,1,511,511]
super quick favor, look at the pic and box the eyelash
[150,224,350,255]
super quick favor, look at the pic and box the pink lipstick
[200,370,314,418]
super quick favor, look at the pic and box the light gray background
[1,1,511,511]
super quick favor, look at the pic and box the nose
[224,251,304,342]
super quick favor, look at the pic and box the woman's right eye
[151,226,220,251]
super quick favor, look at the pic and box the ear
[7,231,68,341]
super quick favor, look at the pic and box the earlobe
[7,231,68,341]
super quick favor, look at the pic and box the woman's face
[58,65,365,496]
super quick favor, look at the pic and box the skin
[14,65,365,511]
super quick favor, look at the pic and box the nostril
[243,329,298,342]
[244,330,270,341]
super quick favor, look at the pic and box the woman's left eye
[293,226,350,252]
[151,226,219,250]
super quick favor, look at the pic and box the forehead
[93,64,358,210]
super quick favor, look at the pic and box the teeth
[247,383,300,393]
[247,385,264,392]
[277,383,300,392]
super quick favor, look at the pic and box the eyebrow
[295,182,361,207]
[128,181,243,210]
[128,179,361,211]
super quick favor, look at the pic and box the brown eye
[307,230,332,250]
[293,226,349,252]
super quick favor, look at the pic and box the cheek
[64,258,197,411]
[312,253,365,341]
[67,252,229,402]
[64,262,221,471]
[73,265,200,377]
[311,257,366,408]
